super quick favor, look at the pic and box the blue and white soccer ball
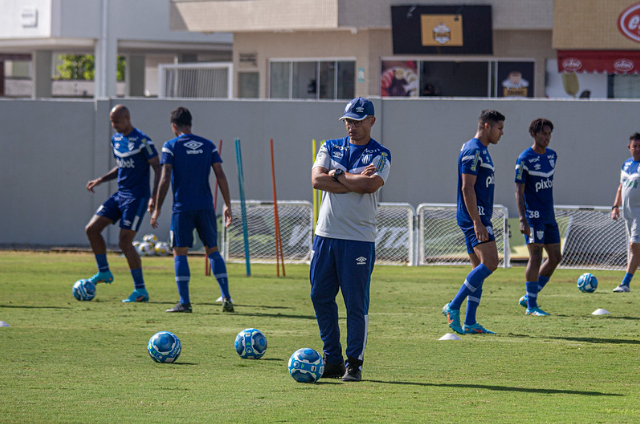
[235,328,268,359]
[72,279,96,301]
[577,273,598,293]
[288,348,324,383]
[147,331,182,363]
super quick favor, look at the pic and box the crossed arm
[311,163,384,194]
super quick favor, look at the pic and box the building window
[381,59,534,98]
[238,72,259,98]
[269,60,355,100]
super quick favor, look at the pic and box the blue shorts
[170,209,218,249]
[524,220,560,245]
[96,192,148,231]
[459,221,495,254]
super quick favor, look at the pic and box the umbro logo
[184,141,203,150]
[356,256,367,265]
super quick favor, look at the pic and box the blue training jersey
[112,128,158,199]
[456,138,495,227]
[160,134,222,213]
[514,147,557,223]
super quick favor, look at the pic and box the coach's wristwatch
[333,168,344,181]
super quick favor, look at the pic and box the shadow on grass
[366,380,622,396]
[512,333,640,345]
[0,304,71,309]
[219,311,317,320]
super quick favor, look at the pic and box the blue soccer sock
[464,285,482,326]
[537,275,550,292]
[174,255,191,305]
[622,272,633,287]
[131,268,145,290]
[95,253,109,272]
[209,251,231,299]
[526,281,539,309]
[450,264,493,310]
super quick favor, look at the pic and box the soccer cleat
[519,295,528,308]
[526,306,550,316]
[222,298,235,312]
[322,359,346,379]
[463,323,496,334]
[342,364,362,382]
[613,284,630,293]
[122,288,149,303]
[166,302,192,313]
[89,270,114,285]
[442,303,463,334]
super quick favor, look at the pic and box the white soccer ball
[288,348,324,383]
[235,328,268,359]
[132,240,141,250]
[154,241,170,256]
[138,241,155,256]
[72,279,96,301]
[143,234,158,245]
[577,273,598,293]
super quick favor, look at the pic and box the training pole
[206,139,223,276]
[270,138,285,277]
[235,138,251,276]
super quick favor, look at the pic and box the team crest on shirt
[128,141,135,151]
[361,154,371,164]
[549,158,555,168]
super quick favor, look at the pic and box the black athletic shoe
[222,298,234,312]
[342,358,362,382]
[322,360,346,379]
[166,302,192,313]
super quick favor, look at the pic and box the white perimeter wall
[0,97,636,247]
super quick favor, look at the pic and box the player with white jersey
[311,97,391,382]
[515,118,562,316]
[84,105,160,303]
[151,107,234,313]
[443,109,505,335]
[611,133,640,292]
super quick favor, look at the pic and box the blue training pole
[235,138,251,276]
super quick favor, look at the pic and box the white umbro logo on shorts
[356,256,367,265]
[184,141,203,150]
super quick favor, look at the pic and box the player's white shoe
[613,284,630,293]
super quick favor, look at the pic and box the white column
[94,0,117,98]
[32,50,52,98]
[126,55,146,97]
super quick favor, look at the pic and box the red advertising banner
[557,50,640,74]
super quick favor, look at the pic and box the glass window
[292,61,317,99]
[609,74,640,99]
[270,60,355,100]
[269,62,290,99]
[238,72,259,99]
[419,61,489,97]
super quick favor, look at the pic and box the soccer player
[515,118,562,315]
[610,133,640,293]
[310,97,391,382]
[443,109,505,335]
[150,106,234,313]
[84,105,160,303]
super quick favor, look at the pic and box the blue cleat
[463,322,496,334]
[442,303,464,334]
[89,270,114,285]
[519,295,528,308]
[122,288,149,303]
[526,306,550,316]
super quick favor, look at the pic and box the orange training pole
[270,138,285,277]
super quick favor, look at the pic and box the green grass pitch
[0,251,639,423]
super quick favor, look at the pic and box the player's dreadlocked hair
[528,118,554,137]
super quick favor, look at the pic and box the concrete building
[0,0,232,98]
[170,0,640,100]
